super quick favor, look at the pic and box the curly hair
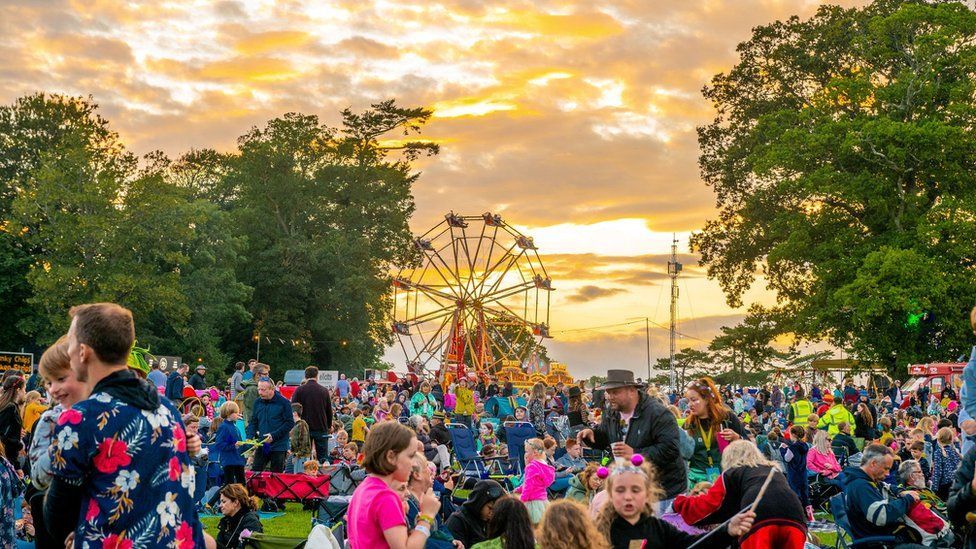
[538,500,609,549]
[595,461,662,537]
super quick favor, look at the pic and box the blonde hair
[220,400,240,419]
[525,437,545,457]
[39,335,70,381]
[918,416,936,434]
[24,391,41,405]
[812,430,834,456]
[807,413,819,424]
[538,500,609,549]
[721,440,777,470]
[596,462,662,536]
[937,426,955,446]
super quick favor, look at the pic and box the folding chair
[448,423,492,477]
[503,422,536,476]
[321,463,364,496]
[316,494,352,525]
[240,532,307,549]
[829,492,898,548]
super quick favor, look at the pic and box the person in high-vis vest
[787,388,815,425]
[817,398,855,435]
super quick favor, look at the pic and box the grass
[201,503,314,539]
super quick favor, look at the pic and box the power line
[551,317,710,343]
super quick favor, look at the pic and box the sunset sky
[0,0,865,378]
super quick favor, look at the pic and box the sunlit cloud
[0,0,871,378]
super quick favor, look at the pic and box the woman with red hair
[683,377,746,486]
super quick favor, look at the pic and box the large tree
[692,0,976,374]
[5,95,251,374]
[228,102,437,377]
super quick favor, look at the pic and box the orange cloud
[234,30,315,55]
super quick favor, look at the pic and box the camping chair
[829,492,898,548]
[240,532,307,549]
[246,471,330,511]
[321,463,364,496]
[809,473,841,513]
[503,422,536,476]
[448,423,496,477]
[315,494,352,528]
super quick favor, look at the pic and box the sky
[0,0,867,379]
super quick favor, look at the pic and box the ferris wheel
[391,212,553,380]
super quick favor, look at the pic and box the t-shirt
[347,476,407,549]
[352,416,368,442]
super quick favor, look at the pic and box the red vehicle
[903,362,965,399]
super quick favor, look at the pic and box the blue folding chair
[829,492,898,548]
[448,423,489,477]
[503,421,537,476]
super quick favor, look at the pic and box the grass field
[201,504,314,539]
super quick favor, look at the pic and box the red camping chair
[246,471,331,507]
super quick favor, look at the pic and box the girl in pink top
[806,430,841,478]
[346,422,441,549]
[517,437,555,524]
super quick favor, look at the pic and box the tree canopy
[692,0,976,374]
[0,93,437,381]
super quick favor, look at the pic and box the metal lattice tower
[667,235,682,392]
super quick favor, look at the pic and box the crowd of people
[3,302,976,548]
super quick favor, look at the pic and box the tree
[4,95,251,371]
[228,102,437,377]
[652,347,712,389]
[0,94,121,349]
[692,0,976,374]
[707,308,796,383]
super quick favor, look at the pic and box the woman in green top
[683,377,746,486]
[471,496,536,549]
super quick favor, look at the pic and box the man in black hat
[578,369,685,509]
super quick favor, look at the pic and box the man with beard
[578,369,686,512]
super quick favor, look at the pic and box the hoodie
[445,480,504,548]
[837,466,914,541]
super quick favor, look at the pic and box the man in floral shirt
[45,303,207,548]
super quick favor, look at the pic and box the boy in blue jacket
[214,401,247,485]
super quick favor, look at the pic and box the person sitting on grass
[216,483,263,549]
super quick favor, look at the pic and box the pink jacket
[519,459,555,503]
[807,447,841,478]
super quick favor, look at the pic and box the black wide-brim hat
[596,369,645,390]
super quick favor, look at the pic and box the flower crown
[687,380,716,398]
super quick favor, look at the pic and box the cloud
[565,285,626,303]
[0,0,868,376]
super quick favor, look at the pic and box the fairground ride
[391,212,553,381]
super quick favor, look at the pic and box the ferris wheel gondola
[391,212,553,380]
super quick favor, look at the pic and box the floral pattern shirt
[0,456,22,547]
[50,390,205,549]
